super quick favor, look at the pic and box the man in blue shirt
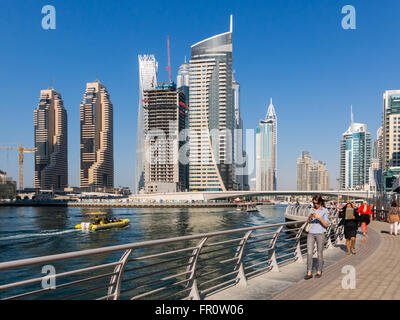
[304,195,329,280]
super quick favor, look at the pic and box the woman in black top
[340,202,359,255]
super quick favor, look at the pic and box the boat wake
[0,229,78,241]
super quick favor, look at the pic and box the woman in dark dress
[340,202,359,255]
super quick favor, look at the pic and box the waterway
[0,205,288,299]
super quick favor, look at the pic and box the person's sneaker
[315,272,322,278]
[304,274,313,280]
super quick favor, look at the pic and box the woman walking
[387,200,400,236]
[304,195,329,280]
[357,200,372,238]
[340,202,359,255]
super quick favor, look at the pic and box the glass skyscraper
[340,108,371,189]
[136,55,158,193]
[188,16,235,191]
[382,90,400,192]
[233,74,248,190]
[256,98,277,191]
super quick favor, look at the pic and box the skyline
[1,0,400,191]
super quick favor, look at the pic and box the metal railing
[285,204,338,219]
[286,204,389,223]
[0,219,344,300]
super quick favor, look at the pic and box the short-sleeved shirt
[309,207,329,234]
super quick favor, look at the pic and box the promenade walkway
[208,221,395,300]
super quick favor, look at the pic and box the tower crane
[0,142,36,191]
[166,35,171,83]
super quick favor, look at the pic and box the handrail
[0,218,343,300]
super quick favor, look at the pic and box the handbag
[305,223,310,233]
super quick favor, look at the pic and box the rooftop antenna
[351,104,354,123]
[230,14,233,33]
[166,35,171,83]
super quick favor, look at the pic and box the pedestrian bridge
[131,190,370,202]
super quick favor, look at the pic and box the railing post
[325,225,334,249]
[234,230,253,288]
[270,226,283,272]
[294,222,307,264]
[185,237,208,300]
[108,248,134,300]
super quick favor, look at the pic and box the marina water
[0,205,287,299]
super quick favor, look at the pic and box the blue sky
[0,0,399,190]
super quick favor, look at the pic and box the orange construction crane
[166,35,171,83]
[0,142,35,191]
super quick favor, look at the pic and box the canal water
[0,205,288,299]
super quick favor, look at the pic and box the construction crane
[0,142,35,191]
[166,35,171,83]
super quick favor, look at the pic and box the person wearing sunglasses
[304,195,329,280]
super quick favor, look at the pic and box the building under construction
[142,82,188,193]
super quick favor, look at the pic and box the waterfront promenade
[208,221,396,300]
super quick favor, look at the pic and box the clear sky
[0,0,399,191]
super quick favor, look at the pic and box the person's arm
[314,209,328,228]
[307,208,315,223]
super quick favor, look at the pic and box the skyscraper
[233,74,249,190]
[188,15,235,191]
[339,106,371,190]
[177,59,190,190]
[369,127,383,194]
[297,151,329,191]
[136,55,158,193]
[80,80,114,191]
[297,151,312,191]
[177,58,190,89]
[34,87,68,190]
[143,82,188,193]
[256,98,277,191]
[382,90,400,192]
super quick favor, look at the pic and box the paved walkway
[208,221,396,300]
[307,221,399,300]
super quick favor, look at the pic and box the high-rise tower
[34,87,68,190]
[233,74,248,190]
[339,106,371,189]
[80,80,114,191]
[188,15,235,191]
[256,98,277,191]
[297,151,329,191]
[136,55,158,193]
[382,90,400,192]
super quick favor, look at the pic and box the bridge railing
[0,220,343,300]
[285,204,344,251]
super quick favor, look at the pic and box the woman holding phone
[304,195,330,280]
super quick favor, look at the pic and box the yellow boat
[75,218,130,231]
